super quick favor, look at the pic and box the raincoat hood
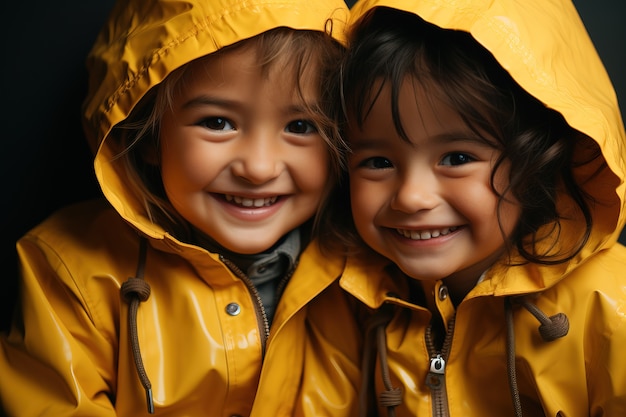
[1,4,363,415]
[346,0,626,297]
[82,0,349,240]
[338,3,626,415]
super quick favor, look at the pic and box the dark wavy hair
[327,6,598,265]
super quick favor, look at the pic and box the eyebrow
[431,132,494,146]
[181,95,317,116]
[182,95,237,110]
[349,137,385,151]
[350,131,494,149]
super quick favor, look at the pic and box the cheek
[160,137,217,192]
[497,197,521,238]
[452,178,519,240]
[293,145,331,192]
[462,185,500,225]
[349,179,381,233]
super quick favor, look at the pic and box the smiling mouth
[224,194,279,208]
[396,226,459,240]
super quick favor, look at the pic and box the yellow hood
[82,0,349,239]
[349,0,626,294]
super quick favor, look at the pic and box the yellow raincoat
[339,0,626,416]
[0,1,361,416]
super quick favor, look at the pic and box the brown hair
[110,26,347,244]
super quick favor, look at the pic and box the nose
[231,134,283,184]
[390,170,439,213]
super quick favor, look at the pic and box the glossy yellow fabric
[0,0,360,416]
[340,0,626,415]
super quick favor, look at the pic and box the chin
[394,262,443,282]
[225,239,279,255]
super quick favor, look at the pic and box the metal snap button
[438,285,449,301]
[225,303,241,316]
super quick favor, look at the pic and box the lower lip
[213,194,286,222]
[390,227,461,247]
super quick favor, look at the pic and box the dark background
[1,1,624,331]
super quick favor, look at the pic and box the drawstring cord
[120,237,154,414]
[517,298,570,341]
[360,295,569,417]
[376,323,403,415]
[359,304,402,417]
[505,296,569,417]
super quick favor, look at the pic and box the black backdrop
[1,1,624,331]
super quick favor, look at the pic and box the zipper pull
[425,354,446,390]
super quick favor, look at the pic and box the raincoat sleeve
[0,233,118,417]
[593,325,626,415]
[586,247,626,415]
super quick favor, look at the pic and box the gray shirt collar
[191,228,301,279]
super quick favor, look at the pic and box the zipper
[220,256,271,356]
[219,256,298,357]
[424,316,456,417]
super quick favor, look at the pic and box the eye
[360,156,394,169]
[286,120,317,134]
[198,117,235,131]
[440,152,474,166]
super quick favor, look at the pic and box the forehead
[162,40,319,115]
[179,42,321,100]
[351,76,466,140]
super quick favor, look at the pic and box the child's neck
[442,275,481,306]
[441,247,506,306]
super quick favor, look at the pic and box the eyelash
[359,157,394,169]
[358,152,476,170]
[197,117,234,131]
[440,152,475,166]
[285,120,317,134]
[196,117,317,135]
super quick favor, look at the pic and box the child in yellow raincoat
[334,0,626,416]
[0,0,364,416]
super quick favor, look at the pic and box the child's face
[159,46,329,254]
[348,78,520,288]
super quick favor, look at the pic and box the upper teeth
[396,226,458,240]
[225,194,278,207]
